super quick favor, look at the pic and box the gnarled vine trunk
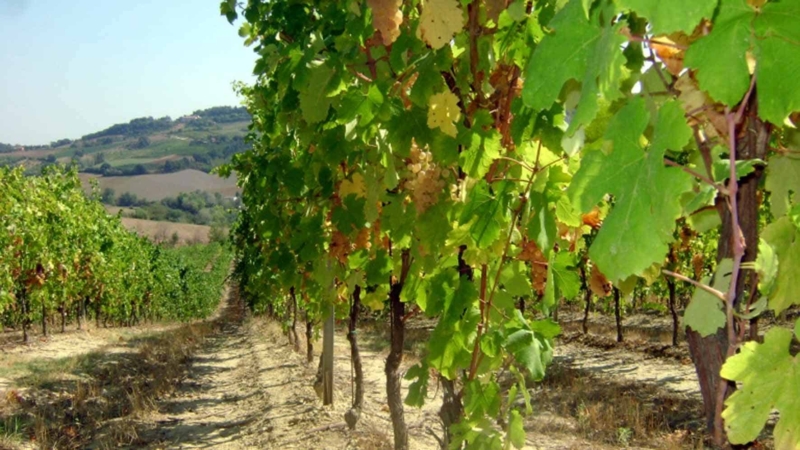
[345,285,364,429]
[386,250,411,450]
[687,99,768,447]
[667,277,679,347]
[613,287,623,342]
[580,265,592,335]
[305,310,314,363]
[290,287,299,352]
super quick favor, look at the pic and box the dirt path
[129,298,684,449]
[1,289,705,449]
[553,341,699,397]
[131,296,443,450]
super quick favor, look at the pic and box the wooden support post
[323,298,334,405]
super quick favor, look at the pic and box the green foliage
[616,0,717,34]
[765,154,800,218]
[684,0,800,123]
[761,216,800,314]
[0,166,231,327]
[720,325,800,448]
[192,106,250,123]
[83,116,173,140]
[683,259,730,336]
[218,0,800,446]
[567,99,693,282]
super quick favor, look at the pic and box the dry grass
[528,360,706,449]
[351,422,393,450]
[0,309,229,449]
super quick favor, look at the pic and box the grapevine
[219,0,800,448]
[0,166,231,338]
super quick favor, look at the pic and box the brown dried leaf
[589,264,612,297]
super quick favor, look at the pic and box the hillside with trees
[0,106,250,176]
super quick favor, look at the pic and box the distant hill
[0,106,246,228]
[0,106,251,176]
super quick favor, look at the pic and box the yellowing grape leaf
[367,0,403,45]
[567,98,694,282]
[340,172,366,198]
[720,326,800,448]
[417,0,464,50]
[427,90,461,137]
[651,36,685,76]
[683,259,730,337]
[765,154,800,218]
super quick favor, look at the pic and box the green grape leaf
[543,260,556,314]
[382,195,414,247]
[428,279,479,379]
[683,0,753,107]
[416,202,452,256]
[464,379,502,418]
[687,208,721,234]
[551,252,581,300]
[527,192,556,258]
[404,362,430,407]
[753,1,800,125]
[754,238,778,297]
[555,196,582,228]
[762,216,800,314]
[765,154,800,218]
[530,318,562,340]
[508,409,526,449]
[460,130,501,179]
[712,158,763,184]
[567,98,693,282]
[523,0,626,133]
[365,249,391,285]
[459,180,509,248]
[720,327,800,447]
[505,327,547,381]
[386,106,433,156]
[298,63,335,124]
[616,0,717,35]
[683,259,730,337]
[685,0,800,123]
[364,286,390,311]
[502,261,532,297]
[330,196,366,235]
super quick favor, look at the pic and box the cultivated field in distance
[120,217,211,245]
[79,169,238,201]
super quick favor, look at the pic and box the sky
[0,0,256,145]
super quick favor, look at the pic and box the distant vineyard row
[0,166,231,341]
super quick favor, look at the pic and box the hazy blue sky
[0,0,255,145]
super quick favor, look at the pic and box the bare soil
[119,217,211,245]
[1,292,719,449]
